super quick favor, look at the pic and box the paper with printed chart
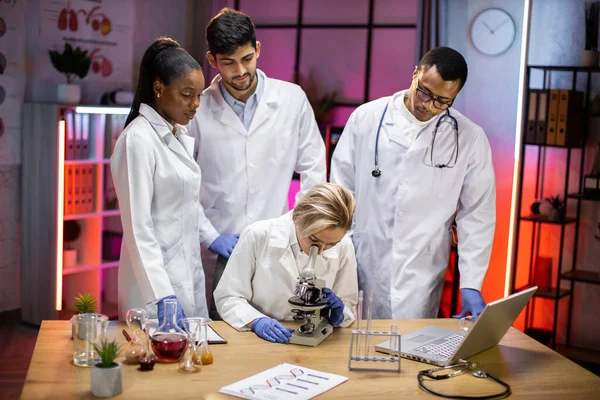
[219,363,348,399]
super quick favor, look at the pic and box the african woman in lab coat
[111,37,210,324]
[331,47,496,320]
[214,183,358,343]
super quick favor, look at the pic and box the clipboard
[146,319,227,344]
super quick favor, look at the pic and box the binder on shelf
[73,166,81,214]
[526,90,538,144]
[74,113,82,159]
[65,111,75,160]
[65,165,73,215]
[86,165,95,213]
[546,90,559,145]
[536,90,548,145]
[81,113,90,159]
[556,90,584,146]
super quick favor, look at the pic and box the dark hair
[418,46,468,89]
[206,7,256,55]
[125,36,201,127]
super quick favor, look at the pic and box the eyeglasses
[415,79,454,110]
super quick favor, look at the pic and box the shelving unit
[21,103,128,325]
[511,65,600,350]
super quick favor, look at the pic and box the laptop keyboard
[414,334,464,358]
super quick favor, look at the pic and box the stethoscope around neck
[371,103,459,178]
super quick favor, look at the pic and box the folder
[536,90,548,145]
[65,112,75,160]
[65,166,73,215]
[546,90,560,145]
[73,166,81,214]
[556,90,584,146]
[74,114,82,159]
[81,113,90,159]
[86,166,95,213]
[526,90,538,144]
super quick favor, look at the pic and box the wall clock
[470,8,516,56]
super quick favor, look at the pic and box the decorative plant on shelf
[295,69,339,136]
[91,339,123,398]
[48,42,91,104]
[545,195,566,221]
[73,292,98,315]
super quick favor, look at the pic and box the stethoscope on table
[417,360,511,399]
[371,103,460,178]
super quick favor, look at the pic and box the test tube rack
[347,330,401,372]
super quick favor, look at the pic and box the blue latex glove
[251,317,293,343]
[453,288,486,318]
[157,295,187,327]
[322,287,345,326]
[208,234,240,258]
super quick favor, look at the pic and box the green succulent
[72,292,98,315]
[48,42,91,84]
[93,339,121,368]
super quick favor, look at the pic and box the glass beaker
[179,318,202,373]
[150,299,187,363]
[198,318,214,365]
[72,313,108,367]
[124,308,148,364]
[460,316,476,332]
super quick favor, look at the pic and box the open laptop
[374,286,537,366]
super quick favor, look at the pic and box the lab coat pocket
[275,125,296,163]
[432,167,458,199]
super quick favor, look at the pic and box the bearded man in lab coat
[188,8,326,318]
[331,47,496,319]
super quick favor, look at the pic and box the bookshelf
[21,103,129,325]
[510,65,600,350]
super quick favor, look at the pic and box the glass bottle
[179,318,202,373]
[198,318,214,365]
[150,299,187,363]
[124,308,147,364]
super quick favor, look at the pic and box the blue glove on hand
[157,295,187,327]
[208,234,240,258]
[323,287,345,326]
[453,288,486,319]
[251,317,293,343]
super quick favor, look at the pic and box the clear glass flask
[179,318,202,373]
[150,300,187,363]
[124,308,148,364]
[198,318,214,365]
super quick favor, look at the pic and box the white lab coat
[214,212,358,331]
[111,103,210,320]
[330,91,496,319]
[188,70,326,245]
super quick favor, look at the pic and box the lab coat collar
[208,69,278,136]
[139,103,198,170]
[385,91,437,153]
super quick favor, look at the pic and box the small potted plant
[91,339,123,398]
[71,292,98,340]
[545,195,566,222]
[48,42,91,104]
[63,220,81,268]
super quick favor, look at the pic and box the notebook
[374,286,537,366]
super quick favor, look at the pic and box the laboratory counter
[21,319,600,399]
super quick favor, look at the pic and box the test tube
[391,324,398,358]
[365,290,374,357]
[356,290,364,355]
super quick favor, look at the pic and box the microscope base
[289,322,333,347]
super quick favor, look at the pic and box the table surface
[21,319,600,399]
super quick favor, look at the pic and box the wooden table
[21,319,600,399]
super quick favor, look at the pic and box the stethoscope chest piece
[371,168,381,178]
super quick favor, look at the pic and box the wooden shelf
[567,192,600,202]
[520,215,577,225]
[64,210,120,220]
[528,65,600,72]
[561,270,600,285]
[517,285,571,299]
[64,159,103,165]
[63,261,119,276]
[556,344,600,365]
[523,142,581,149]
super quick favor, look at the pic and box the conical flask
[198,318,214,365]
[179,318,201,373]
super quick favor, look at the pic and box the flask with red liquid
[150,299,187,363]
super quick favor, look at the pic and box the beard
[226,71,256,91]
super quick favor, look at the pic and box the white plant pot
[91,362,123,398]
[57,83,81,105]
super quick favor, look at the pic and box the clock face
[470,8,516,56]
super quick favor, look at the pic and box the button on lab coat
[188,70,326,244]
[111,103,210,320]
[331,92,496,319]
[214,212,358,331]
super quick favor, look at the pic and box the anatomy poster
[0,0,27,166]
[40,0,133,84]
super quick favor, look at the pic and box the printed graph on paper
[219,363,348,399]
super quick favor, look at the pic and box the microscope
[288,245,333,346]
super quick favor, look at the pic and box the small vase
[91,362,123,397]
[57,83,81,105]
[581,50,599,67]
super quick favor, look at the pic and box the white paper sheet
[219,363,348,399]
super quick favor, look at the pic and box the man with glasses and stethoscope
[331,47,496,320]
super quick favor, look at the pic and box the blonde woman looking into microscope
[214,183,358,343]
